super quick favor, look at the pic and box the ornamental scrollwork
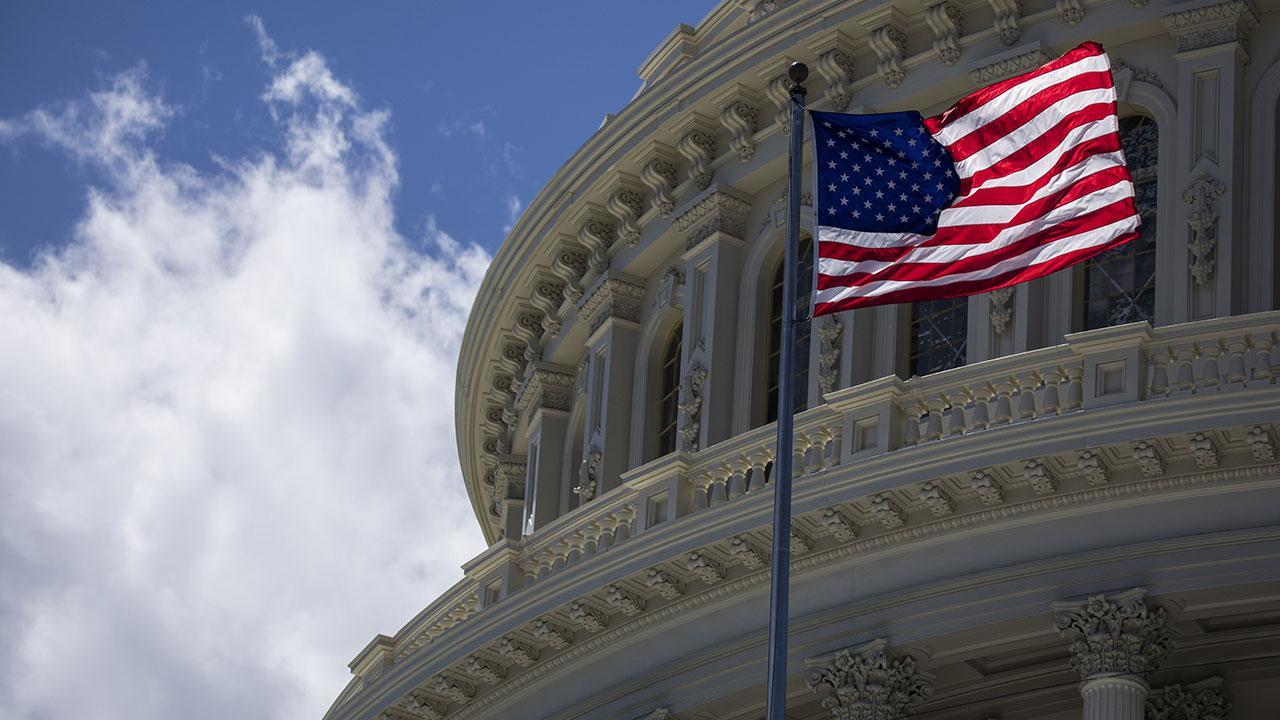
[1183,172,1226,286]
[807,639,934,720]
[1052,588,1176,679]
[678,362,708,452]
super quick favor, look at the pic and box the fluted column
[1053,588,1177,720]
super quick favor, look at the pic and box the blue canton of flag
[811,110,960,236]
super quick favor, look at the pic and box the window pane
[657,323,682,455]
[767,238,813,423]
[910,297,968,376]
[1082,115,1157,330]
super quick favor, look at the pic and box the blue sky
[1,0,715,264]
[0,3,713,719]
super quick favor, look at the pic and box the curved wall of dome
[325,1,1280,719]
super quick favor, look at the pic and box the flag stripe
[812,42,1141,315]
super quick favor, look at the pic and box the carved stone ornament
[657,266,685,310]
[515,365,576,413]
[676,116,718,191]
[639,144,680,218]
[429,674,476,704]
[988,0,1023,45]
[1024,459,1057,495]
[550,246,588,304]
[868,24,908,88]
[577,211,616,278]
[464,654,507,685]
[1183,172,1226,286]
[807,638,935,720]
[1246,425,1276,462]
[605,583,646,615]
[496,456,527,501]
[1188,432,1220,469]
[925,2,963,66]
[969,470,1005,505]
[818,316,843,395]
[989,286,1014,335]
[720,97,760,164]
[530,617,574,649]
[764,72,794,134]
[673,190,751,249]
[646,567,685,599]
[567,600,609,632]
[871,492,907,529]
[822,507,860,540]
[728,534,768,569]
[970,47,1048,85]
[607,179,646,248]
[686,549,726,583]
[678,362,709,452]
[573,445,601,502]
[1164,0,1260,53]
[918,481,955,517]
[1133,440,1166,478]
[1146,677,1230,720]
[1052,588,1176,679]
[401,692,447,720]
[497,636,539,667]
[1078,448,1110,486]
[811,32,857,110]
[580,276,645,335]
[1057,0,1085,25]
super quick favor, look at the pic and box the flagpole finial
[788,61,809,88]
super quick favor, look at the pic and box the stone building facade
[324,1,1280,718]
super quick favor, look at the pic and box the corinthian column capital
[1052,587,1177,681]
[806,638,934,720]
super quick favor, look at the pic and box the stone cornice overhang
[333,380,1279,719]
[455,0,1186,542]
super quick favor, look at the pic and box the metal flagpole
[764,61,808,720]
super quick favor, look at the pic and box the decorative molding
[549,246,588,305]
[1146,677,1230,720]
[821,507,860,540]
[576,208,616,277]
[717,85,761,163]
[868,24,908,88]
[580,276,645,335]
[989,287,1014,335]
[639,143,680,218]
[763,70,794,135]
[530,618,574,649]
[989,0,1023,45]
[657,266,686,310]
[1183,172,1226,286]
[970,47,1048,85]
[515,365,576,413]
[675,113,719,191]
[646,567,686,599]
[497,636,539,668]
[728,534,768,569]
[818,316,843,395]
[399,692,447,720]
[918,481,955,517]
[1078,449,1110,486]
[1188,432,1220,469]
[925,2,964,66]
[871,492,907,529]
[573,445,601,502]
[1057,0,1085,26]
[686,550,726,583]
[606,174,647,247]
[678,362,709,452]
[1247,425,1276,462]
[806,638,935,720]
[790,527,814,554]
[530,280,566,336]
[605,583,646,615]
[1023,459,1057,495]
[673,190,751,248]
[1133,440,1166,478]
[429,674,475,704]
[811,30,857,110]
[1164,0,1260,53]
[1053,587,1176,679]
[969,470,1005,505]
[567,600,609,632]
[464,655,507,685]
[495,456,527,501]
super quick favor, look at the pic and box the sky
[0,2,713,719]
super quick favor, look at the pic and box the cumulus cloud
[0,21,488,720]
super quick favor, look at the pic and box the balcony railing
[367,311,1279,686]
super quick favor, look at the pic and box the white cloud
[0,22,489,720]
[503,193,523,234]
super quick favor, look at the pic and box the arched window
[1082,115,1158,329]
[909,297,968,376]
[656,322,682,456]
[766,237,813,423]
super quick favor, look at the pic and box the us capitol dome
[325,1,1280,718]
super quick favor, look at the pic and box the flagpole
[764,61,807,720]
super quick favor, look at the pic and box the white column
[1081,676,1149,720]
[1053,588,1176,720]
[578,275,644,499]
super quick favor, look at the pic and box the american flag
[811,42,1140,317]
